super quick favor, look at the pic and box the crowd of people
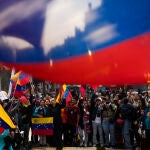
[0,84,150,150]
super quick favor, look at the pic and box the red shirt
[66,104,80,126]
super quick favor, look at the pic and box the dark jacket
[21,105,32,124]
[119,103,134,121]
[47,100,66,127]
[91,104,103,121]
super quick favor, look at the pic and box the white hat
[96,97,102,102]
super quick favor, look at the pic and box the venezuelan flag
[56,84,72,105]
[31,117,53,136]
[63,87,72,106]
[11,71,30,86]
[0,105,16,133]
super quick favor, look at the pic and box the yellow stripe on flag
[56,84,67,103]
[10,71,22,82]
[56,92,61,103]
[62,84,67,91]
[32,117,53,124]
[0,105,16,128]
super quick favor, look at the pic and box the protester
[118,97,134,149]
[9,95,32,150]
[102,97,117,148]
[65,98,80,146]
[33,99,47,147]
[46,97,66,149]
[79,100,91,147]
[91,98,104,147]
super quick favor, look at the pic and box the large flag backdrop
[0,0,150,85]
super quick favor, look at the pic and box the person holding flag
[46,97,66,149]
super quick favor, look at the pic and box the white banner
[0,91,8,101]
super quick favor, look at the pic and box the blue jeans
[122,119,132,148]
[102,119,115,146]
[92,122,104,145]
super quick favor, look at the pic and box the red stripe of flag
[32,129,53,135]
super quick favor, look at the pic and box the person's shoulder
[127,103,134,108]
[119,104,124,108]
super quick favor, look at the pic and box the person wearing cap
[91,97,104,147]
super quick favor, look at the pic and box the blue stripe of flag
[15,85,26,91]
[0,119,10,129]
[32,124,53,130]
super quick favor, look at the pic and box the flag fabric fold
[14,85,26,98]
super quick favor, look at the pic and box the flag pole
[11,71,22,99]
[8,68,15,98]
[29,76,35,96]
